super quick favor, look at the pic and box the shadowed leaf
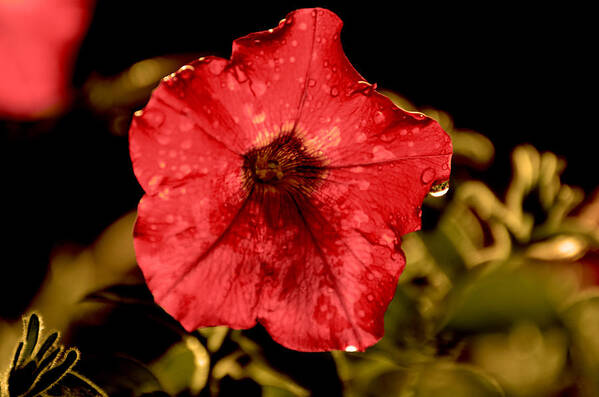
[83,284,155,306]
[34,331,59,362]
[21,314,40,364]
[25,349,79,396]
[46,372,108,397]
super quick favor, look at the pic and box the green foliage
[2,313,106,397]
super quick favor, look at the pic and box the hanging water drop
[429,180,450,197]
[177,64,195,79]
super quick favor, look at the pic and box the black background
[1,2,594,315]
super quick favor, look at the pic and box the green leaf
[414,363,504,397]
[82,284,155,306]
[561,291,599,396]
[21,313,40,364]
[46,372,108,397]
[77,354,163,396]
[34,332,59,362]
[442,267,557,332]
[149,335,210,395]
[25,349,79,397]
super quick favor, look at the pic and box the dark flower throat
[242,133,326,197]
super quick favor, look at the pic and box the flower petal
[254,157,449,351]
[133,176,260,329]
[255,194,403,352]
[130,93,259,329]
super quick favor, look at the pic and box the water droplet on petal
[420,167,435,184]
[374,111,386,124]
[345,345,358,352]
[308,79,316,87]
[208,60,226,75]
[178,64,195,79]
[233,65,248,83]
[350,81,377,96]
[330,86,339,97]
[379,132,396,143]
[367,294,374,302]
[145,109,165,127]
[429,180,450,197]
[251,81,267,96]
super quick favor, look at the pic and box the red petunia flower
[129,8,452,352]
[0,0,94,119]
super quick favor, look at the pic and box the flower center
[242,133,325,196]
[255,159,284,183]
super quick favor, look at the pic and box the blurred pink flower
[0,0,94,119]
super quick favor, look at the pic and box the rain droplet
[420,167,435,184]
[330,86,339,97]
[208,60,226,75]
[374,111,385,124]
[350,81,377,96]
[308,79,316,87]
[345,345,358,352]
[145,109,165,127]
[379,132,396,143]
[177,64,195,79]
[367,294,374,302]
[251,81,267,96]
[233,65,248,83]
[429,180,450,197]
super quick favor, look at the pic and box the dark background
[2,2,594,316]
